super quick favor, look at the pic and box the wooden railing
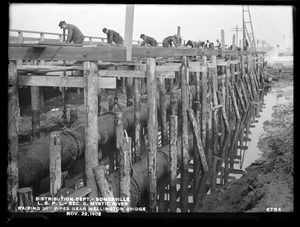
[9,29,142,45]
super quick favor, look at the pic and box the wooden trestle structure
[8,36,268,213]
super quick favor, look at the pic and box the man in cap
[58,21,85,44]
[102,28,124,45]
[140,34,158,46]
[162,35,178,48]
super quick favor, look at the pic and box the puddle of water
[239,91,289,171]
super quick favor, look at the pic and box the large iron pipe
[18,86,195,187]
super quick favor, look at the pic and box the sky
[9,3,294,51]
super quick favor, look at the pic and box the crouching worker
[140,34,158,46]
[58,20,85,44]
[102,27,124,45]
[162,35,178,48]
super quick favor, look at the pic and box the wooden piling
[8,61,19,212]
[146,58,158,212]
[116,111,124,172]
[31,61,40,139]
[181,56,189,212]
[84,61,99,198]
[211,56,219,158]
[228,83,241,121]
[93,166,118,212]
[120,137,132,210]
[201,56,207,151]
[187,109,209,173]
[169,115,178,212]
[50,131,62,196]
[234,82,246,113]
[134,59,142,162]
[206,64,213,177]
[159,78,168,146]
[193,58,201,199]
[134,78,142,162]
[240,77,249,108]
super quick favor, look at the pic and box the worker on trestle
[58,20,85,44]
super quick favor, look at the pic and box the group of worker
[58,20,180,47]
[58,20,249,51]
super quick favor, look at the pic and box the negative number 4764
[266,207,282,212]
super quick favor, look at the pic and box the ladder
[242,5,257,52]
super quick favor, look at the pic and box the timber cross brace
[8,41,267,213]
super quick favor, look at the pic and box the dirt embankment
[196,70,293,213]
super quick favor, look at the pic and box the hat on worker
[102,28,108,33]
[59,21,65,28]
[140,34,145,38]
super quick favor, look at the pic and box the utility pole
[231,25,243,47]
[242,5,245,51]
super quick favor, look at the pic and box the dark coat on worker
[186,40,197,48]
[106,29,124,45]
[162,36,178,48]
[140,35,158,46]
[65,24,85,44]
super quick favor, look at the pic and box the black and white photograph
[7,3,294,221]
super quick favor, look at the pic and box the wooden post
[116,111,124,172]
[159,78,168,146]
[61,28,68,123]
[84,61,99,198]
[134,77,142,162]
[211,56,219,156]
[31,62,40,139]
[39,33,45,107]
[93,166,118,212]
[8,61,19,212]
[228,83,241,121]
[201,56,207,150]
[124,5,135,61]
[221,29,225,51]
[147,58,158,212]
[234,82,246,113]
[206,61,213,179]
[181,56,189,212]
[18,31,23,43]
[193,57,201,197]
[120,137,132,211]
[133,59,142,162]
[50,131,62,196]
[169,115,178,212]
[171,91,178,116]
[240,78,249,108]
[187,109,209,173]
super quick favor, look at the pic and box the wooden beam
[17,75,116,89]
[84,61,99,199]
